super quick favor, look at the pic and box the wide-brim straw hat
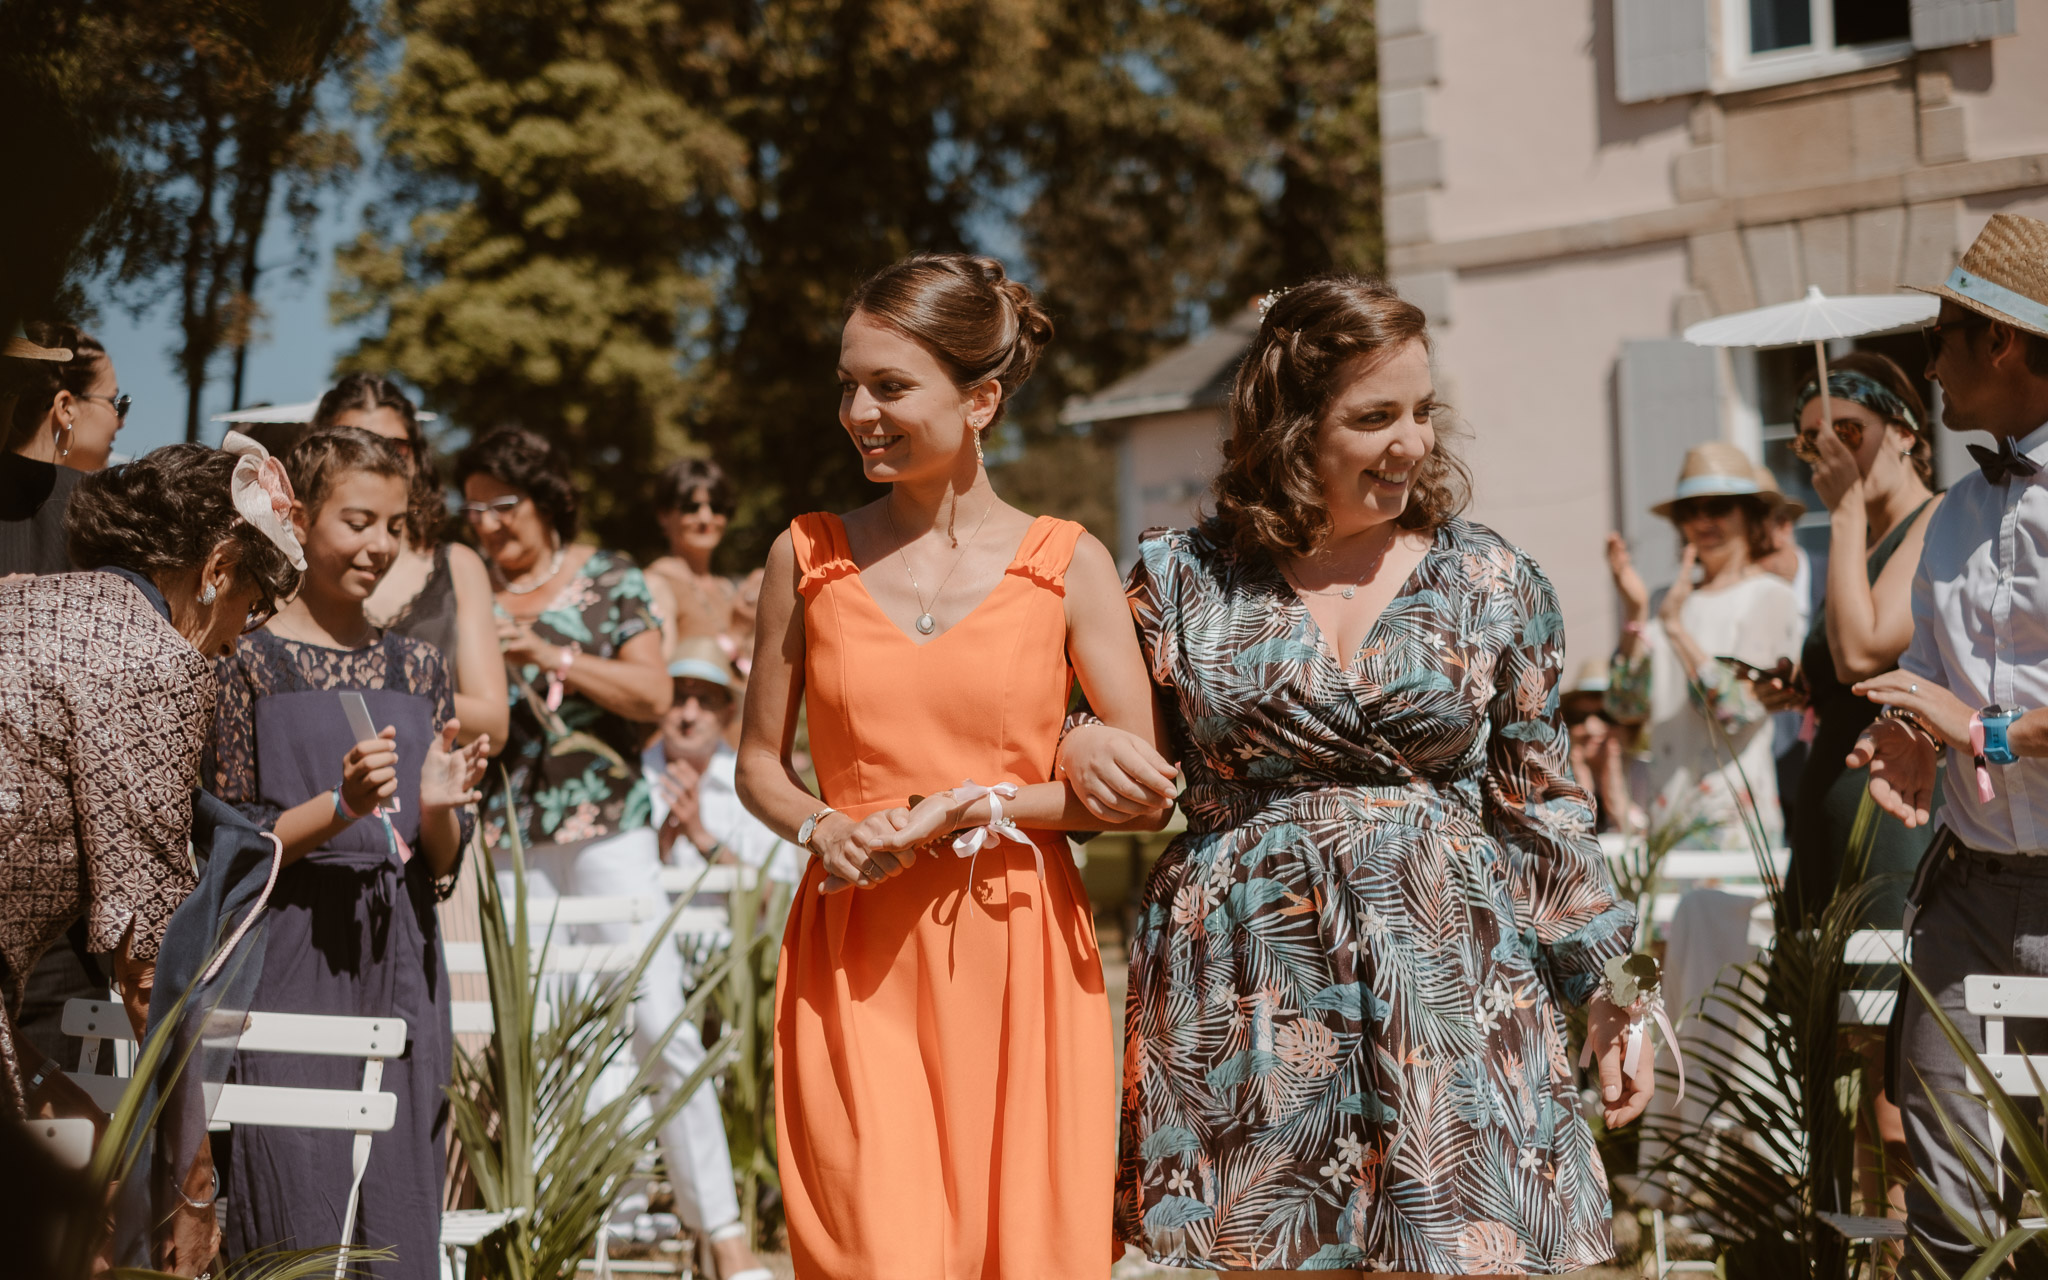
[1753,459,1806,520]
[1650,441,1787,519]
[666,634,734,688]
[1906,212,2048,341]
[1564,657,1611,699]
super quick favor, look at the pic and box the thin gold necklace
[887,497,995,635]
[1286,526,1398,600]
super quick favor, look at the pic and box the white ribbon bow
[1579,991,1684,1106]
[222,430,307,571]
[949,780,1034,880]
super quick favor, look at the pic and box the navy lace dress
[204,630,470,1278]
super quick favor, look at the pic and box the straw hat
[1907,212,2048,342]
[1752,458,1806,520]
[1564,657,1610,699]
[1650,441,1783,519]
[667,634,735,689]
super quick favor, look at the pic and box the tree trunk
[180,90,225,444]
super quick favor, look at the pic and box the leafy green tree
[73,0,368,440]
[336,0,747,548]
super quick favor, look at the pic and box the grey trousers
[1899,843,2048,1279]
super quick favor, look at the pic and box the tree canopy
[340,0,1380,563]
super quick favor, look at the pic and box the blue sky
[93,179,374,459]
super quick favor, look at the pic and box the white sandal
[706,1221,773,1280]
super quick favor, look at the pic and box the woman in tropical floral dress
[1064,276,1653,1276]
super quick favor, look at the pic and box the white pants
[501,826,741,1234]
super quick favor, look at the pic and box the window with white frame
[1722,0,1912,88]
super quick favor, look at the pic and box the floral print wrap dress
[1116,520,1636,1274]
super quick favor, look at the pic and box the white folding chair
[1838,929,1905,1027]
[22,1116,94,1170]
[63,998,404,1277]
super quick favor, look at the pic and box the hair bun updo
[845,253,1054,429]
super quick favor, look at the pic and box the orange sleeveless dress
[775,512,1116,1279]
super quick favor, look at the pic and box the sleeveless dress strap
[791,513,860,601]
[1008,516,1086,593]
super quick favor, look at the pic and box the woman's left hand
[1808,418,1866,511]
[1853,669,1972,749]
[496,617,560,670]
[421,720,489,812]
[1586,993,1656,1127]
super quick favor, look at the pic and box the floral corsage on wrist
[1579,952,1684,1102]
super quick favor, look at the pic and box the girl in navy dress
[206,426,489,1276]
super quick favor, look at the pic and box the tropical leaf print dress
[1116,520,1636,1275]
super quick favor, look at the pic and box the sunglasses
[83,392,131,421]
[676,491,734,518]
[1670,495,1741,522]
[242,597,278,635]
[1924,314,1991,362]
[461,494,526,524]
[1789,417,1866,463]
[1562,705,1601,728]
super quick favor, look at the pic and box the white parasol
[209,399,438,424]
[1683,286,1937,435]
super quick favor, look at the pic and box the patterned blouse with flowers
[486,549,660,852]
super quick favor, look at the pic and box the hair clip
[1257,288,1293,318]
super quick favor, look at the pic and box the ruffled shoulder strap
[1008,516,1086,593]
[791,513,860,601]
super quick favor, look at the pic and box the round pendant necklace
[888,497,995,635]
[500,545,566,596]
[1287,526,1397,600]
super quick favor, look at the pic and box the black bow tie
[1969,435,2043,484]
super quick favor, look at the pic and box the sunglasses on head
[1671,495,1740,522]
[1789,417,1866,463]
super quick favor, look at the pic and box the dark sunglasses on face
[1924,314,1991,362]
[1671,495,1739,522]
[679,492,734,518]
[242,598,278,634]
[1790,417,1866,463]
[83,392,131,421]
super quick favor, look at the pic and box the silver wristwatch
[796,806,837,851]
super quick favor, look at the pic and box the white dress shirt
[644,741,804,882]
[1901,419,2048,854]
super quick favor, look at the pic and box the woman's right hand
[340,726,400,817]
[1605,533,1649,621]
[1058,724,1179,823]
[812,811,899,894]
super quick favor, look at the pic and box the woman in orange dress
[737,253,1179,1279]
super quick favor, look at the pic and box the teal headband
[1793,369,1920,435]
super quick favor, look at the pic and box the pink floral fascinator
[222,430,307,571]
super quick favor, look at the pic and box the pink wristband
[545,643,580,712]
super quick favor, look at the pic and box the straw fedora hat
[1649,441,1785,519]
[1907,212,2048,342]
[1752,458,1806,520]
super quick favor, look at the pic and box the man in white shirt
[643,642,801,883]
[1851,213,2048,1278]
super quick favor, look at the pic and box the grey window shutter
[1912,0,2017,47]
[1617,340,1723,592]
[1615,0,1712,104]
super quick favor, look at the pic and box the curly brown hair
[1209,275,1468,560]
[313,373,445,549]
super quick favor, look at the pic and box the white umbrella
[209,399,438,424]
[1683,286,1936,434]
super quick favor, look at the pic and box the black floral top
[485,549,659,852]
[205,626,473,888]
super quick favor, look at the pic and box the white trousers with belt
[501,826,741,1234]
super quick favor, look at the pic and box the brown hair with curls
[283,426,411,526]
[844,253,1054,432]
[313,373,445,548]
[1210,274,1467,560]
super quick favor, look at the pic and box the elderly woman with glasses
[0,437,302,1269]
[451,429,772,1260]
[1604,441,1807,853]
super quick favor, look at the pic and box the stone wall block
[1851,207,1908,293]
[1689,229,1758,316]
[1847,83,1921,180]
[1674,290,1714,332]
[1920,103,1969,166]
[1799,216,1851,296]
[1379,0,1425,38]
[1381,87,1429,141]
[1901,200,1962,290]
[1383,137,1444,193]
[1743,223,1806,304]
[1380,34,1440,90]
[1673,145,1724,202]
[1391,269,1454,327]
[1385,192,1434,247]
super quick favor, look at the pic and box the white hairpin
[222,431,307,570]
[1257,287,1293,319]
